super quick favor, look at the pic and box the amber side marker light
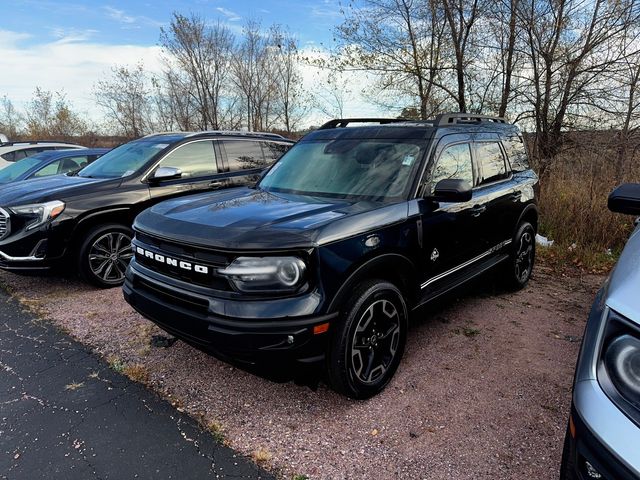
[569,415,576,439]
[314,323,330,335]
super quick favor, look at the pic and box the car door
[472,133,518,250]
[416,134,488,293]
[147,139,227,201]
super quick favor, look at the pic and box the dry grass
[253,447,272,465]
[535,137,639,272]
[122,363,150,384]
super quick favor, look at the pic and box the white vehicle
[0,141,86,170]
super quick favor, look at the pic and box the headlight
[604,334,640,406]
[10,200,65,231]
[218,256,306,293]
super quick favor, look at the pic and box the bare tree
[25,88,86,139]
[516,0,640,172]
[94,63,150,138]
[0,96,23,138]
[232,20,279,131]
[161,13,234,130]
[271,27,310,132]
[333,0,449,119]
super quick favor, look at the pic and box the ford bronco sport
[123,114,539,399]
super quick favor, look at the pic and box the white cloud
[102,6,164,29]
[0,30,163,122]
[103,6,136,24]
[215,7,241,22]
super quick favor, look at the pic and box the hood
[606,225,640,325]
[0,175,113,206]
[135,187,409,250]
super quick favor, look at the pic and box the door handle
[470,205,486,217]
[509,191,522,202]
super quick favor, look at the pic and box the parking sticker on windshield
[402,154,416,166]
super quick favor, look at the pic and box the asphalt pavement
[0,288,273,480]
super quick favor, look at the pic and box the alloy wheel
[88,231,133,284]
[515,230,533,283]
[350,299,401,384]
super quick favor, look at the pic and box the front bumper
[567,396,640,480]
[123,261,337,368]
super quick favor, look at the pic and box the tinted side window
[60,156,89,173]
[13,150,28,161]
[476,142,508,184]
[33,160,62,178]
[1,151,15,161]
[430,143,474,192]
[158,141,217,178]
[504,135,530,172]
[261,142,291,165]
[223,140,266,171]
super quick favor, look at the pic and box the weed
[253,447,272,464]
[206,420,225,444]
[122,363,150,384]
[64,381,84,391]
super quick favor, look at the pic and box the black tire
[559,423,578,480]
[326,279,408,399]
[502,221,536,290]
[77,223,133,288]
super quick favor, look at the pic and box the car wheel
[560,423,578,480]
[78,224,133,288]
[326,280,408,399]
[502,221,535,290]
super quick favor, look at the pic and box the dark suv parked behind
[124,114,539,398]
[0,131,293,287]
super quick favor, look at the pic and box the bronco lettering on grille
[135,246,209,274]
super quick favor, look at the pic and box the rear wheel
[77,224,133,288]
[502,221,535,290]
[326,280,408,399]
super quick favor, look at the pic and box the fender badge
[365,235,380,248]
[430,248,440,262]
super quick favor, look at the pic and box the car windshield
[77,140,169,179]
[0,155,46,183]
[259,139,426,200]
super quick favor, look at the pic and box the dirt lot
[0,264,603,479]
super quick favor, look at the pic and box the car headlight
[598,310,640,420]
[218,256,306,293]
[10,200,65,231]
[604,334,640,406]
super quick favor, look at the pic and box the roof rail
[192,130,287,140]
[0,140,82,147]
[319,118,408,129]
[434,113,506,126]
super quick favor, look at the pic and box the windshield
[259,139,426,200]
[78,140,169,179]
[0,155,45,183]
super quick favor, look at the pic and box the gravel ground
[0,265,603,479]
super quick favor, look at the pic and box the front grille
[0,208,11,240]
[133,232,233,291]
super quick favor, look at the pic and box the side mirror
[429,178,472,203]
[150,166,182,183]
[608,183,640,215]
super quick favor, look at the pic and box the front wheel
[326,280,408,399]
[502,221,536,290]
[77,224,133,288]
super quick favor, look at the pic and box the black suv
[0,131,293,287]
[123,114,539,398]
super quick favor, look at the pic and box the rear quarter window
[503,135,530,172]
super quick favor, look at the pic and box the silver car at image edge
[561,183,640,480]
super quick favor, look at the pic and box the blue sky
[2,0,342,47]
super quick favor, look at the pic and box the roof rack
[434,113,506,126]
[0,140,81,147]
[319,118,408,129]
